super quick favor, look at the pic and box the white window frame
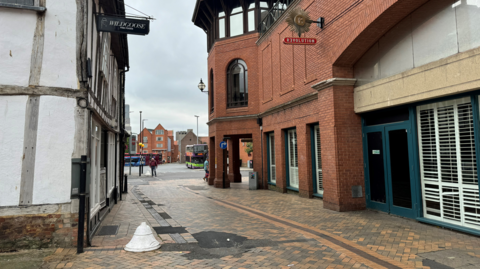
[287,129,299,189]
[90,120,102,218]
[269,132,276,184]
[417,97,480,229]
[157,144,163,148]
[156,137,163,141]
[314,125,323,195]
[156,130,164,135]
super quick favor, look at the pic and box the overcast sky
[124,0,208,138]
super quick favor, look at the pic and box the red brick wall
[0,212,86,251]
[138,125,169,155]
[204,0,429,211]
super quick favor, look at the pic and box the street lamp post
[139,111,142,176]
[194,115,199,145]
[141,119,148,174]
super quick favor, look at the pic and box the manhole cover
[97,225,119,236]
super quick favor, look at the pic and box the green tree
[245,142,253,155]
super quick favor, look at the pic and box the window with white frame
[230,3,244,37]
[314,125,323,195]
[268,133,276,183]
[143,144,148,148]
[156,130,164,135]
[156,137,163,141]
[417,97,480,229]
[157,144,163,148]
[143,137,148,143]
[287,129,299,189]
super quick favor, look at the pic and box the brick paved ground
[39,173,480,269]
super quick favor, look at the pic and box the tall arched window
[227,59,248,108]
[210,70,214,113]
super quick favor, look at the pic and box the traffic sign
[219,141,227,149]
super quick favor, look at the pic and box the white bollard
[124,222,161,252]
[145,170,151,176]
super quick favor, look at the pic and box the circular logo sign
[294,15,306,26]
[219,141,227,149]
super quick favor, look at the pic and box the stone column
[228,137,241,183]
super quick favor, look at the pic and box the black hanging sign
[97,15,150,35]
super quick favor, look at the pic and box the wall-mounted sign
[283,37,317,45]
[372,150,380,155]
[97,15,150,35]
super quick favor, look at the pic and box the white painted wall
[0,96,28,206]
[0,9,37,87]
[39,0,78,89]
[32,96,76,205]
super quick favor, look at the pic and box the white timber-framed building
[0,0,130,250]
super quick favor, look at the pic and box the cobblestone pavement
[40,167,480,269]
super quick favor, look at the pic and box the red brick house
[193,0,480,234]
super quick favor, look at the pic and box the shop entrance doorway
[364,121,417,219]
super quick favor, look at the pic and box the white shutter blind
[288,129,299,188]
[314,126,323,194]
[417,97,480,229]
[269,133,276,183]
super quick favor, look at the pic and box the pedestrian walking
[203,156,209,182]
[149,157,158,177]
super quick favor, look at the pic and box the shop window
[230,3,244,37]
[312,125,323,195]
[227,59,248,108]
[218,9,226,38]
[247,1,256,32]
[417,97,480,229]
[286,129,298,189]
[210,70,214,113]
[268,133,276,184]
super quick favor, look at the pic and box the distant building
[179,131,198,163]
[125,104,132,134]
[138,124,170,157]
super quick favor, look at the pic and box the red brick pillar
[298,124,313,198]
[214,135,230,188]
[320,85,365,211]
[208,137,215,185]
[252,130,265,189]
[228,137,241,183]
[275,129,287,193]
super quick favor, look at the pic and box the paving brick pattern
[40,176,480,268]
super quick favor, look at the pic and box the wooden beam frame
[202,0,214,17]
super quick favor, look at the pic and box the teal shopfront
[362,93,480,235]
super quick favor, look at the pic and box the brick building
[138,124,170,157]
[179,131,199,163]
[193,0,480,235]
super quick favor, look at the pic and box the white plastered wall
[39,0,78,89]
[0,96,28,206]
[0,9,37,87]
[32,96,76,205]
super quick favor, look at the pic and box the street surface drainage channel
[160,231,318,260]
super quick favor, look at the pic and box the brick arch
[331,0,429,72]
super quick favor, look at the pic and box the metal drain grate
[97,225,119,236]
[159,212,171,219]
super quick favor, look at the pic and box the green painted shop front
[362,92,480,235]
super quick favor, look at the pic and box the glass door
[364,122,417,218]
[385,124,416,218]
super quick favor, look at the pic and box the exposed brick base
[0,213,86,251]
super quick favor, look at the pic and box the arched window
[227,59,248,108]
[209,70,214,113]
